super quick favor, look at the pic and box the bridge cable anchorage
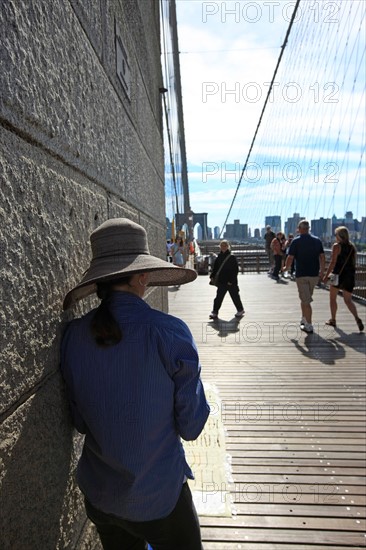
[219,0,301,238]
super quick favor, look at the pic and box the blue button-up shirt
[61,291,210,521]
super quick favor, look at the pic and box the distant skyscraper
[311,217,332,240]
[344,211,355,232]
[332,213,346,232]
[224,219,248,240]
[284,213,304,235]
[331,212,357,240]
[360,218,366,242]
[214,226,220,239]
[265,215,281,233]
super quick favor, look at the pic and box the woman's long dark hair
[90,276,132,347]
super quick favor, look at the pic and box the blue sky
[174,0,365,233]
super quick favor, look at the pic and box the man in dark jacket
[209,240,244,319]
[264,225,276,273]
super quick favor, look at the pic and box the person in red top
[271,232,286,281]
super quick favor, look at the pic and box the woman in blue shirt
[61,218,210,550]
[170,237,185,266]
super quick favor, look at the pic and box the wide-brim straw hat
[63,218,197,310]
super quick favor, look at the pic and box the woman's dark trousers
[213,283,243,313]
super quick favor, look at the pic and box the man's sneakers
[300,319,314,334]
[209,311,218,319]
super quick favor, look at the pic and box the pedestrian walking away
[170,237,185,267]
[166,239,173,262]
[322,225,364,332]
[284,233,295,278]
[209,240,244,319]
[271,232,286,281]
[264,225,276,273]
[283,220,325,334]
[61,218,210,550]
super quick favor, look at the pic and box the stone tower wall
[0,1,166,547]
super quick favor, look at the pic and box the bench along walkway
[168,273,366,550]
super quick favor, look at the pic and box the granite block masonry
[0,1,166,547]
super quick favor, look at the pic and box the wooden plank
[226,484,366,496]
[203,545,366,550]
[228,474,365,485]
[228,494,366,506]
[221,503,366,517]
[200,527,365,545]
[225,451,366,460]
[229,465,366,475]
[200,515,366,530]
[227,438,366,445]
[231,458,366,466]
[230,466,366,476]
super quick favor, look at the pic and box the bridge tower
[163,0,208,242]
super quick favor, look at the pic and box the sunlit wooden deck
[168,272,366,549]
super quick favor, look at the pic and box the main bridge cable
[219,0,302,238]
[160,0,180,217]
[161,89,180,216]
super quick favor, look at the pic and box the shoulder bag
[209,254,232,287]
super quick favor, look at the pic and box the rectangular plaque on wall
[115,22,131,99]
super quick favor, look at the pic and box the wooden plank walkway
[168,272,366,549]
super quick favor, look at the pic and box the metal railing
[197,243,366,303]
